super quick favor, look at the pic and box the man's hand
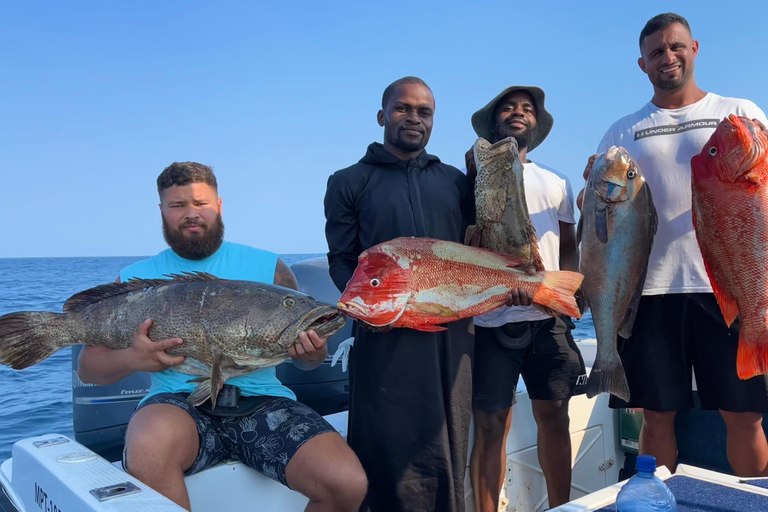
[289,330,329,370]
[128,319,185,373]
[576,154,599,211]
[506,265,536,306]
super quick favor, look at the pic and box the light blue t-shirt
[120,241,297,402]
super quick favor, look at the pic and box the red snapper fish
[691,114,768,379]
[337,237,583,331]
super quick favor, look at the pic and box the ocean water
[0,255,596,463]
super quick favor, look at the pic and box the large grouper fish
[337,237,583,332]
[578,146,657,402]
[692,115,768,379]
[0,272,347,409]
[465,137,544,270]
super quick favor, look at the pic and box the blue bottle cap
[636,454,657,473]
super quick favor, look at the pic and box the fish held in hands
[578,146,657,401]
[691,114,768,380]
[338,237,583,332]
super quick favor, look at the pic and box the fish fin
[618,182,657,339]
[186,379,212,407]
[0,312,68,369]
[576,215,583,246]
[528,229,545,272]
[618,272,646,339]
[411,324,448,332]
[587,351,630,401]
[465,225,481,247]
[408,302,459,318]
[737,329,768,380]
[533,271,585,319]
[713,284,740,328]
[595,205,609,244]
[202,322,226,410]
[644,183,659,239]
[63,271,223,312]
[185,356,226,408]
[697,243,739,326]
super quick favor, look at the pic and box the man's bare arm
[559,221,579,272]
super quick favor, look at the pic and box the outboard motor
[72,257,351,461]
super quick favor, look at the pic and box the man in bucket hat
[467,86,586,511]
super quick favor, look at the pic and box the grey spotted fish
[465,136,544,271]
[578,146,657,401]
[0,272,346,409]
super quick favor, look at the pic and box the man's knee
[532,400,570,432]
[316,462,368,507]
[474,408,511,439]
[721,410,764,432]
[641,410,676,436]
[125,405,198,475]
[287,433,367,509]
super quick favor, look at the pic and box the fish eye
[282,297,295,308]
[627,170,637,179]
[370,277,382,287]
[709,146,718,156]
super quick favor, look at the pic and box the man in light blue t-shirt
[78,162,366,512]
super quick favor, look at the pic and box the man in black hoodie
[324,77,474,512]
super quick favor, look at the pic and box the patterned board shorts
[123,393,337,486]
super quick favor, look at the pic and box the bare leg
[285,431,368,512]
[532,399,572,508]
[124,404,200,510]
[639,410,677,473]
[470,408,512,512]
[720,410,768,476]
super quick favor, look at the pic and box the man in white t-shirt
[580,12,768,477]
[468,85,586,511]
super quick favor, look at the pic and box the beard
[162,214,225,260]
[654,64,691,91]
[388,126,427,153]
[493,120,538,150]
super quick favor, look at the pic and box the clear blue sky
[2,1,766,258]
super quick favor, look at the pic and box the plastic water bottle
[615,455,677,512]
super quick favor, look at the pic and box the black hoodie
[323,142,474,512]
[324,142,473,292]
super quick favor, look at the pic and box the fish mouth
[337,300,368,316]
[594,180,628,203]
[295,306,347,339]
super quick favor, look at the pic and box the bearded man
[78,161,367,512]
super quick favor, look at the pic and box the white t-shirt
[474,161,576,327]
[597,93,767,295]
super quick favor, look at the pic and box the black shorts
[473,316,588,411]
[608,293,768,413]
[124,393,336,486]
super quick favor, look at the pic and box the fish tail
[587,353,630,401]
[736,331,768,380]
[533,271,585,319]
[0,312,68,369]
